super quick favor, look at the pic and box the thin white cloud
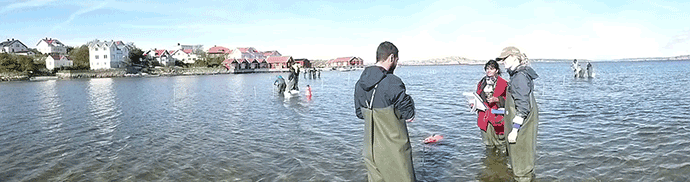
[649,2,679,12]
[0,0,56,14]
[665,29,690,49]
[49,1,109,33]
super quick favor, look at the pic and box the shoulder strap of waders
[366,84,378,109]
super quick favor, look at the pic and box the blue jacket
[507,65,539,118]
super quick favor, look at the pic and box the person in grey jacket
[496,46,539,181]
[354,41,416,181]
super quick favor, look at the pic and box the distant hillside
[401,56,484,65]
[611,55,690,61]
[400,54,690,66]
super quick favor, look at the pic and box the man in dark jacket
[354,41,416,182]
[497,46,539,182]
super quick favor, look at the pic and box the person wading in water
[354,41,416,182]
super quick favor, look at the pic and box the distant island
[400,55,690,66]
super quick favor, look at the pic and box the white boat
[337,67,353,72]
[283,90,300,97]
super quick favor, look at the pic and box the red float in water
[423,134,443,144]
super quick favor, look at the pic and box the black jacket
[507,65,539,118]
[354,66,415,120]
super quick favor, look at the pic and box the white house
[36,38,67,55]
[143,49,174,66]
[229,47,264,59]
[170,49,199,64]
[87,39,131,70]
[0,38,34,56]
[45,55,73,70]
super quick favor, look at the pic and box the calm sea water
[1,61,689,181]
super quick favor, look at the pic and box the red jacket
[476,76,507,135]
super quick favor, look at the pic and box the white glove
[507,117,524,143]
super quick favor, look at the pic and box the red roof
[208,46,232,54]
[182,49,193,54]
[266,56,292,63]
[153,49,168,57]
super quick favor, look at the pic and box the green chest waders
[361,85,415,182]
[505,91,539,180]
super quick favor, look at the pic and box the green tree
[0,53,38,73]
[68,45,90,70]
[0,53,19,72]
[128,46,144,65]
[16,55,36,72]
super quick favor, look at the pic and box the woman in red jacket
[475,60,508,148]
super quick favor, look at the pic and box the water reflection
[38,80,64,134]
[86,78,121,161]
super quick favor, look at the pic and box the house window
[104,55,107,59]
[95,55,99,59]
[95,48,98,51]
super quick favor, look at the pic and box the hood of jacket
[357,66,387,91]
[508,65,539,80]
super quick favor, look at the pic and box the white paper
[462,92,487,112]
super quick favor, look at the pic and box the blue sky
[1,0,689,62]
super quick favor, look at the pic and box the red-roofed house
[221,59,238,70]
[222,58,270,70]
[45,54,73,70]
[294,58,311,68]
[36,37,67,55]
[327,57,364,68]
[207,46,232,58]
[266,56,294,69]
[143,49,174,66]
[171,49,199,64]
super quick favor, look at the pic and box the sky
[1,0,689,63]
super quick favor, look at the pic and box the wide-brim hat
[497,46,521,60]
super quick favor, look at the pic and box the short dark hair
[376,41,398,62]
[485,60,502,75]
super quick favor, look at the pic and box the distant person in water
[288,62,300,91]
[472,60,508,149]
[496,46,540,181]
[274,75,286,94]
[354,41,416,182]
[586,62,593,78]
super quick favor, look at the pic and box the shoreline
[1,67,292,82]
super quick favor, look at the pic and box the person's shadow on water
[476,146,514,182]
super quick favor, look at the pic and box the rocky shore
[0,72,30,81]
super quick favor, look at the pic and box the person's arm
[391,79,415,120]
[510,73,532,118]
[354,86,364,119]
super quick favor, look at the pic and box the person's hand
[508,129,518,143]
[406,116,415,122]
[469,103,474,108]
[508,117,524,143]
[488,97,499,103]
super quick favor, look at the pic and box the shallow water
[1,61,689,181]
